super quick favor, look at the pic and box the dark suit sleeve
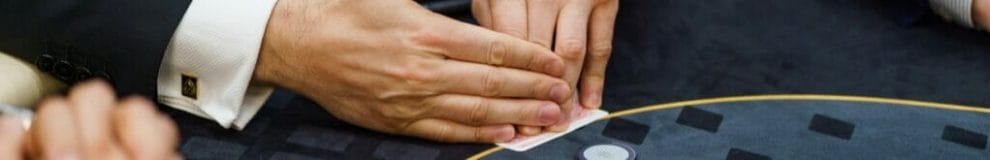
[0,0,192,97]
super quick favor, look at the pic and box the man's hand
[471,0,619,134]
[254,0,571,143]
[0,80,180,159]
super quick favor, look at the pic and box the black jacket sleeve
[0,0,192,97]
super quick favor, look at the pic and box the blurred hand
[975,0,990,30]
[0,80,179,159]
[471,0,619,134]
[253,0,571,142]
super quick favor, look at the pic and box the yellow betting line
[468,147,506,160]
[465,94,990,160]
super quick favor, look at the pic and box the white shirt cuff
[930,0,975,28]
[158,0,278,129]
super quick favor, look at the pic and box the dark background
[168,0,990,159]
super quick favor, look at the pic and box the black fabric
[0,0,191,96]
[419,0,471,16]
[808,114,856,140]
[601,0,990,110]
[420,0,475,23]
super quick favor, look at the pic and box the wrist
[252,0,292,87]
[252,43,280,87]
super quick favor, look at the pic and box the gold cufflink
[181,74,197,99]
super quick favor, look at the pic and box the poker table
[167,0,990,159]
[474,95,990,159]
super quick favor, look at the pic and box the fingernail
[539,104,561,125]
[549,84,569,102]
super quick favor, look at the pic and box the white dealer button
[578,143,636,160]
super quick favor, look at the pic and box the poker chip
[577,143,636,160]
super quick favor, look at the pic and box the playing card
[496,107,609,152]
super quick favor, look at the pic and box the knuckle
[469,97,491,124]
[402,69,438,86]
[557,39,586,61]
[486,38,507,65]
[589,42,614,59]
[392,121,415,135]
[432,124,453,142]
[377,106,402,119]
[393,61,440,86]
[373,90,401,101]
[421,96,447,110]
[407,29,447,48]
[380,104,424,121]
[474,127,486,142]
[481,67,503,96]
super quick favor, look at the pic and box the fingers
[403,119,515,143]
[579,0,618,109]
[67,80,119,157]
[0,116,25,160]
[471,0,494,28]
[437,59,570,103]
[19,81,178,159]
[114,97,180,159]
[547,0,595,132]
[427,22,565,77]
[490,0,529,38]
[31,97,81,159]
[426,94,563,126]
[527,0,562,48]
